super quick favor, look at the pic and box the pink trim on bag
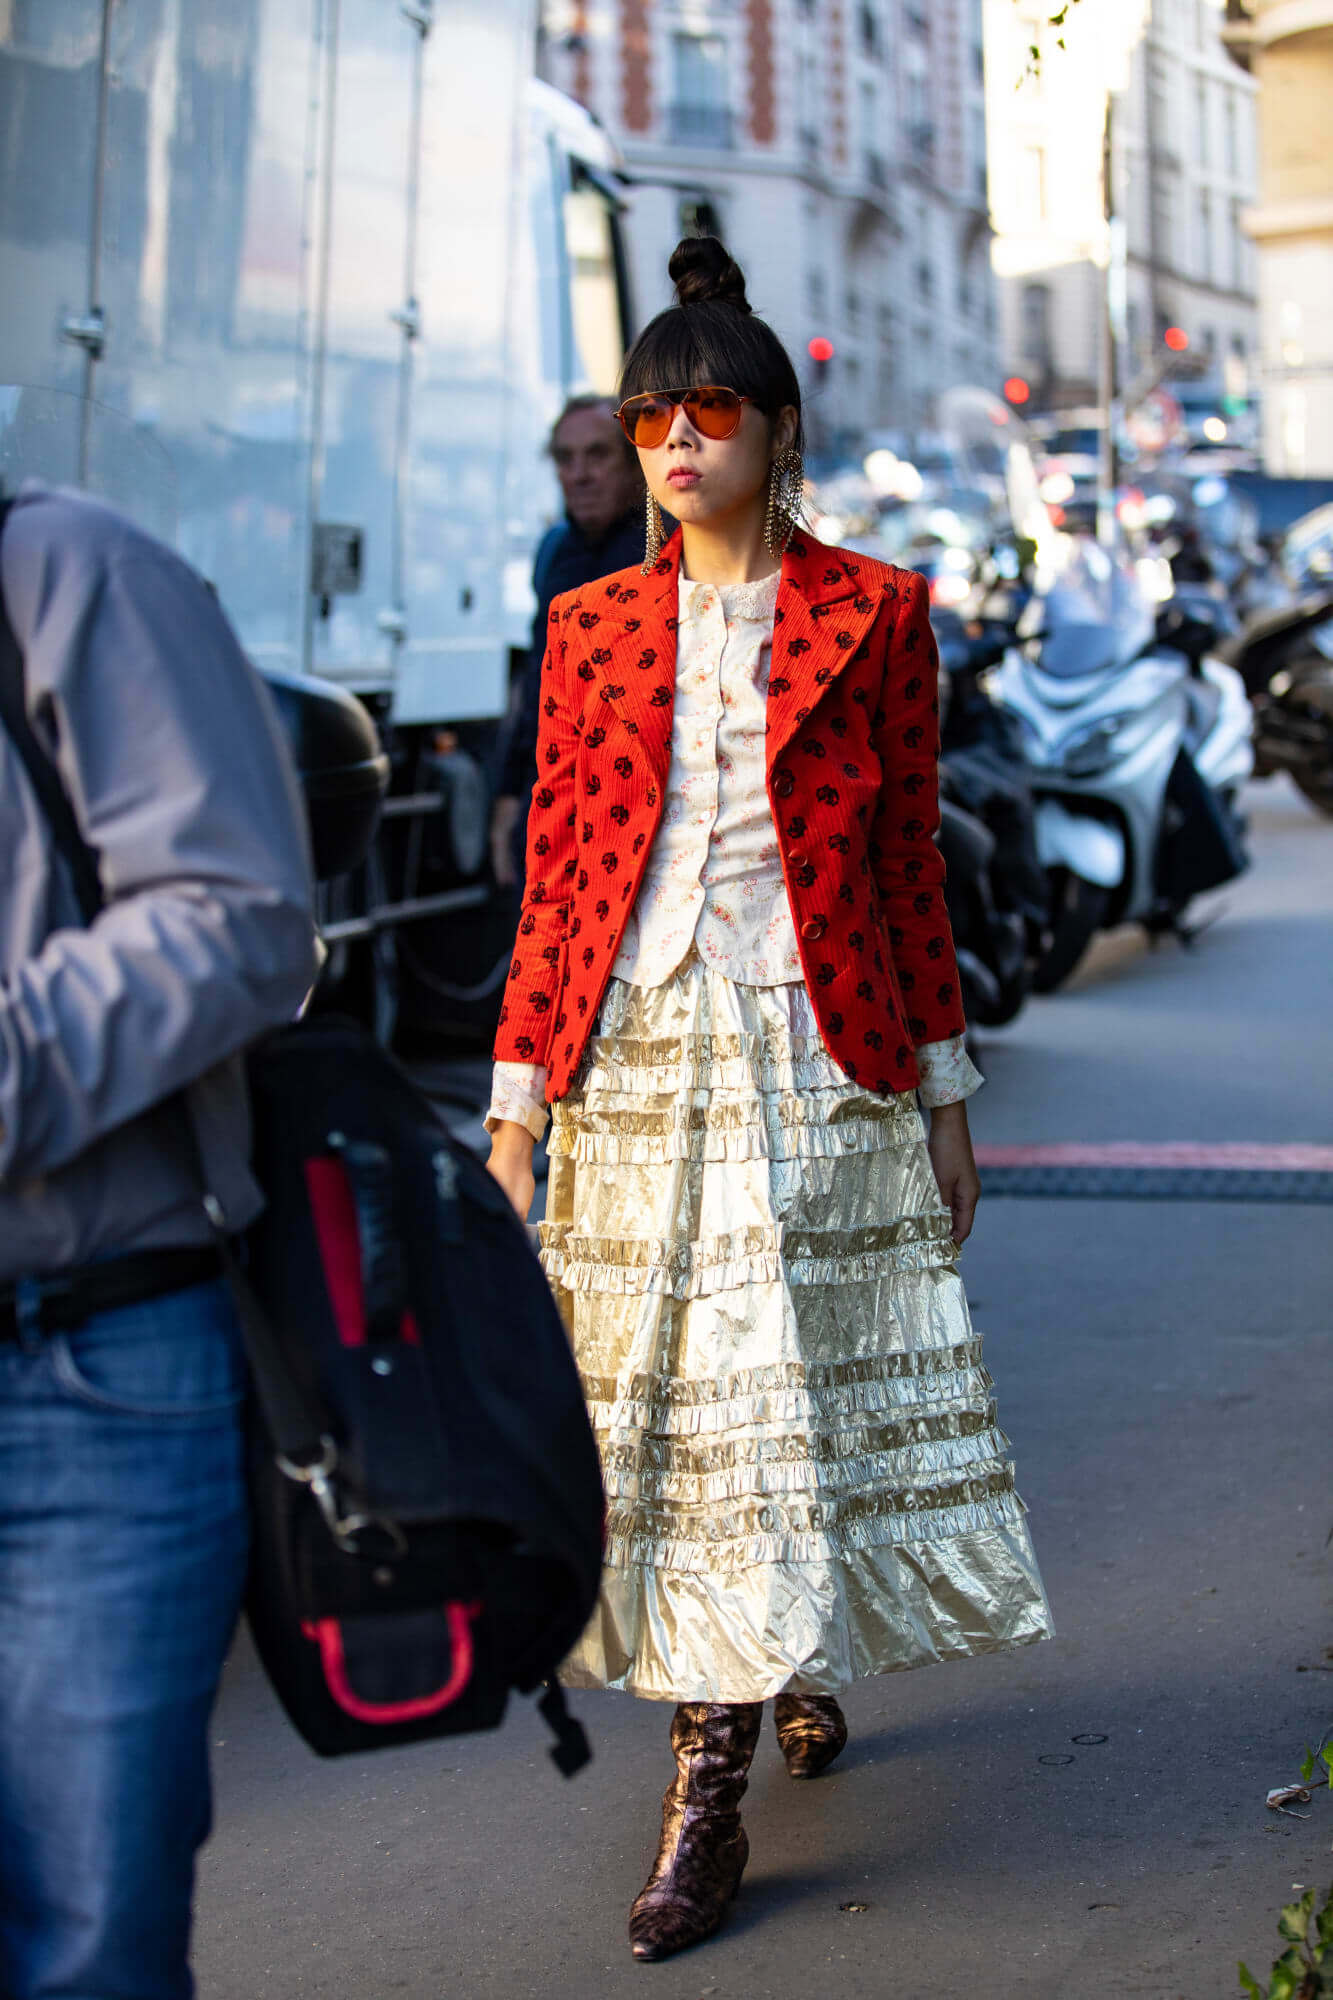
[399,1310,422,1347]
[304,1158,366,1347]
[300,1603,481,1724]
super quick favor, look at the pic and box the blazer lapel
[567,527,883,784]
[766,534,884,764]
[571,532,681,792]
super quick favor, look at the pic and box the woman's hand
[486,1120,537,1222]
[927,1100,981,1246]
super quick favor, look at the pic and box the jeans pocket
[49,1278,248,1420]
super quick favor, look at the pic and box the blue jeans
[0,1277,249,1999]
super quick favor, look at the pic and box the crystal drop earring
[641,489,666,575]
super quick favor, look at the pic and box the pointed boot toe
[626,1703,760,1962]
[773,1693,848,1779]
[629,1836,747,1962]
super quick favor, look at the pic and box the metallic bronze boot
[628,1701,763,1962]
[773,1692,848,1779]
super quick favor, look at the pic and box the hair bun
[668,236,752,313]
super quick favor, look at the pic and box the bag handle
[0,503,329,1465]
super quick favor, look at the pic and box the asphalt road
[193,775,1333,2000]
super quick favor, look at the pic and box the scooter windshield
[1034,620,1125,680]
[1023,550,1157,680]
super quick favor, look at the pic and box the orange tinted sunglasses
[615,386,753,448]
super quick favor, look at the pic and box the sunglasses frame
[614,386,753,447]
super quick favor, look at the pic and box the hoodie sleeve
[0,518,318,1183]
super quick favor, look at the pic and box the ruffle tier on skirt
[540,955,1052,1703]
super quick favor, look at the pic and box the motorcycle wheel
[1032,870,1110,992]
[1293,765,1333,816]
[983,970,1030,1027]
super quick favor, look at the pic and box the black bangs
[618,303,804,448]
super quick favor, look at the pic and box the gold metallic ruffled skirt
[540,955,1052,1703]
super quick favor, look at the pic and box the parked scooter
[1214,504,1333,815]
[1219,592,1333,814]
[989,545,1253,990]
[934,608,1044,1026]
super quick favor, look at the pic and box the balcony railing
[864,150,889,189]
[668,103,734,149]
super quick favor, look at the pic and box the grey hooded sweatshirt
[0,485,318,1282]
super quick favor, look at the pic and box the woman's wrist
[488,1119,536,1154]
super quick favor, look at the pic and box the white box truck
[0,0,631,1038]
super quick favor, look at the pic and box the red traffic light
[808,337,835,364]
[1003,375,1031,405]
[1163,326,1189,352]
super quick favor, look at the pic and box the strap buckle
[275,1434,408,1558]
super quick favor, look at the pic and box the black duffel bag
[230,1017,603,1767]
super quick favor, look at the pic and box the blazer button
[801,916,828,941]
[789,851,808,870]
[774,772,795,799]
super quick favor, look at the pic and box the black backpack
[0,507,603,1770]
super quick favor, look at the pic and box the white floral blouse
[487,569,982,1138]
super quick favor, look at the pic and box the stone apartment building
[1224,0,1333,476]
[538,0,999,457]
[985,0,1260,425]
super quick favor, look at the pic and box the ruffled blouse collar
[679,568,781,624]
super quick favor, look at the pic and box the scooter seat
[1182,676,1222,756]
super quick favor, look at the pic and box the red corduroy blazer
[494,528,966,1101]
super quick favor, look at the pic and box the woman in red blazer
[488,238,1050,1962]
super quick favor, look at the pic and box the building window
[1021,280,1051,370]
[1230,196,1246,290]
[1194,76,1208,166]
[1018,145,1047,223]
[1152,175,1175,267]
[679,195,723,238]
[670,34,732,149]
[1223,92,1238,179]
[1197,186,1212,284]
[970,104,988,201]
[861,81,889,185]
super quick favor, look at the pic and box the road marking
[971,1143,1333,1202]
[974,1143,1333,1170]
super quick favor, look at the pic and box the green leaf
[1268,1960,1299,2000]
[1279,1894,1314,1942]
[1300,1748,1316,1783]
[1321,1744,1333,1783]
[1237,1964,1263,1998]
[1316,1883,1333,1952]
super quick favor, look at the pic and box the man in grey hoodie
[0,485,318,1998]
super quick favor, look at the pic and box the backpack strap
[0,502,104,923]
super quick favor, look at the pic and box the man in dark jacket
[489,397,647,885]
